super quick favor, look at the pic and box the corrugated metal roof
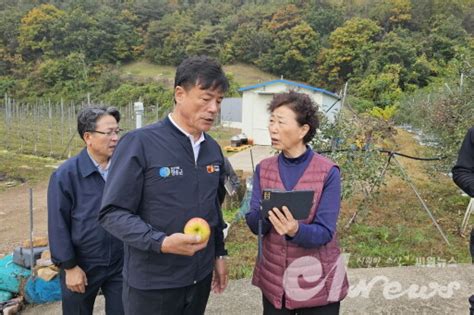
[239,79,340,99]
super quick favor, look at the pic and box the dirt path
[0,181,49,254]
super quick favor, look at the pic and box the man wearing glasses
[48,106,124,315]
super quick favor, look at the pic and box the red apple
[184,217,211,243]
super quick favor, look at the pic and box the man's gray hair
[77,106,121,140]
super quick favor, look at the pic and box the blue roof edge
[238,79,340,99]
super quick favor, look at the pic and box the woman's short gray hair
[77,106,121,140]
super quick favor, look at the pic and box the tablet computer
[261,189,314,220]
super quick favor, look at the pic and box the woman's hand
[268,206,299,237]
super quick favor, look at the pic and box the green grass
[339,223,470,268]
[225,219,258,279]
[222,207,241,224]
[0,150,60,191]
[119,61,277,87]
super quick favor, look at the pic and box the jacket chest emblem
[206,164,220,173]
[158,166,183,178]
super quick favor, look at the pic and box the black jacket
[452,127,474,197]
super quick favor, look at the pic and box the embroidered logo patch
[170,166,183,176]
[206,164,220,173]
[158,166,183,178]
[159,167,171,178]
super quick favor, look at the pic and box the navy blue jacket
[47,148,123,271]
[452,127,474,197]
[99,117,227,290]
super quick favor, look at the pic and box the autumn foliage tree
[0,0,471,113]
[317,18,381,88]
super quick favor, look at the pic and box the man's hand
[161,233,208,256]
[212,258,228,294]
[64,266,88,293]
[268,206,299,237]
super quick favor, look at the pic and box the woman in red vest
[245,91,349,314]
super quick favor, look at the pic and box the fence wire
[0,97,169,159]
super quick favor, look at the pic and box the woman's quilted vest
[252,154,349,310]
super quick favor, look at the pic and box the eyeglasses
[89,128,123,137]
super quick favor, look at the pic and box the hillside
[119,61,278,88]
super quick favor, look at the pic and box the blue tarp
[0,255,30,293]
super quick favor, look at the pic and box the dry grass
[224,126,471,276]
[120,61,175,78]
[223,63,277,86]
[338,126,471,267]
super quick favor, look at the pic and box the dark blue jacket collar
[78,148,99,178]
[163,116,211,141]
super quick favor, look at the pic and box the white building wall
[310,92,323,108]
[241,90,256,143]
[321,94,341,123]
[251,94,272,146]
[242,83,341,145]
[221,121,242,129]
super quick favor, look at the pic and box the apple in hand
[184,217,211,243]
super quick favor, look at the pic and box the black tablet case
[261,189,314,220]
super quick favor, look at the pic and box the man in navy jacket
[48,106,124,315]
[99,56,229,315]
